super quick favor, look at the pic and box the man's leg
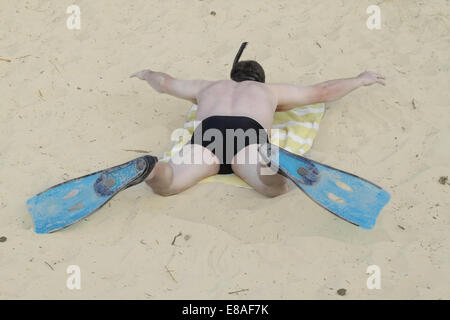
[231,144,289,197]
[146,144,220,196]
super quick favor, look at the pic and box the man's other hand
[357,71,386,86]
[130,69,153,80]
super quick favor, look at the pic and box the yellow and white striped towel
[162,103,325,188]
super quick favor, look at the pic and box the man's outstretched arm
[131,69,212,103]
[270,71,385,111]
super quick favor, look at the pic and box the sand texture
[0,0,449,299]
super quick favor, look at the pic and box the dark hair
[230,42,265,83]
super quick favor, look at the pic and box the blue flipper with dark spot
[26,155,157,233]
[260,144,390,229]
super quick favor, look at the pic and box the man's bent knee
[259,181,289,198]
[147,182,180,197]
[144,162,177,196]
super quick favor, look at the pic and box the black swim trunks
[190,116,269,174]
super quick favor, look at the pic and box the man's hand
[357,71,386,86]
[130,69,153,80]
[130,69,167,93]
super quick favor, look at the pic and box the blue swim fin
[260,144,390,229]
[26,155,157,234]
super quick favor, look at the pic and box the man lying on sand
[131,42,385,197]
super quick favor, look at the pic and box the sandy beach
[0,0,449,299]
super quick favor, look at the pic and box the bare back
[195,80,277,129]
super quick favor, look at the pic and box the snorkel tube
[232,42,248,70]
